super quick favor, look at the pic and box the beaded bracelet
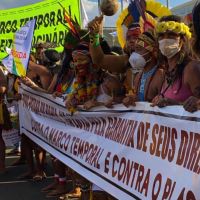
[89,34,100,48]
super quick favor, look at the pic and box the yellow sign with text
[0,0,81,60]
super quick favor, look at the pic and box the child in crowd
[83,71,125,110]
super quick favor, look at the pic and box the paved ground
[0,151,56,200]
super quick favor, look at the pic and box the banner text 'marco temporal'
[19,86,200,200]
[21,91,200,177]
[0,0,80,59]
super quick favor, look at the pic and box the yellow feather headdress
[116,0,171,48]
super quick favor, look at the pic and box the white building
[171,0,197,16]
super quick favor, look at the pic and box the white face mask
[159,38,181,59]
[129,52,147,70]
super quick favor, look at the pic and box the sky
[0,0,191,10]
[0,0,191,27]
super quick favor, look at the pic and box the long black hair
[192,1,200,57]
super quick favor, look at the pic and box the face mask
[159,38,181,59]
[129,52,150,70]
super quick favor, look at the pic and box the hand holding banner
[19,84,200,200]
[2,19,35,76]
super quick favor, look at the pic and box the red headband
[126,27,141,38]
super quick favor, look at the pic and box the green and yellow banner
[0,0,81,60]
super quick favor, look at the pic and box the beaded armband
[89,34,100,48]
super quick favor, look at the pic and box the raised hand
[88,15,104,35]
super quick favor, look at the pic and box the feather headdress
[116,0,171,48]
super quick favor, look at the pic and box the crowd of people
[1,3,200,199]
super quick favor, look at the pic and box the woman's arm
[185,61,200,98]
[90,44,128,73]
[28,61,52,90]
[88,16,128,73]
[183,61,200,112]
[21,77,48,93]
[47,74,58,93]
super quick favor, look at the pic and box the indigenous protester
[123,23,143,94]
[40,30,112,199]
[5,71,26,166]
[26,49,61,92]
[34,42,45,65]
[33,41,58,65]
[123,30,165,106]
[65,42,99,114]
[88,17,164,106]
[22,27,111,198]
[40,32,79,198]
[88,15,132,74]
[57,42,99,200]
[87,16,147,104]
[151,15,200,112]
[83,41,125,110]
[27,54,52,90]
[0,66,12,173]
[88,19,154,80]
[124,23,142,55]
[19,48,61,181]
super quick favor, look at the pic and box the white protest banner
[19,84,200,200]
[2,129,20,147]
[2,19,35,76]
